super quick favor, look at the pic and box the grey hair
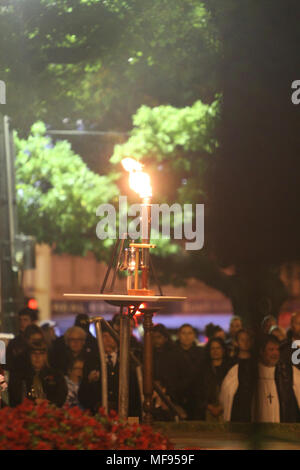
[64,326,87,344]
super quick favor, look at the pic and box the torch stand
[139,306,156,425]
[89,316,108,413]
[100,239,164,297]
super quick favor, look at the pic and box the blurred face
[28,333,43,346]
[291,315,300,340]
[214,329,226,341]
[19,315,32,333]
[103,332,118,353]
[210,341,224,361]
[152,331,167,350]
[178,326,195,349]
[67,333,85,354]
[237,332,252,351]
[230,319,242,338]
[69,360,84,382]
[261,342,280,367]
[263,318,276,334]
[31,351,47,371]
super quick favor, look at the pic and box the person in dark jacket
[226,316,243,357]
[8,340,67,407]
[74,314,99,357]
[7,324,45,375]
[195,337,233,421]
[78,325,141,417]
[221,335,300,423]
[5,308,36,371]
[152,324,186,406]
[174,324,204,419]
[220,329,256,422]
[49,326,98,375]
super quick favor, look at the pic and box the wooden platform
[63,293,186,303]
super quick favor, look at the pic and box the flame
[134,303,146,316]
[122,157,143,172]
[122,157,152,198]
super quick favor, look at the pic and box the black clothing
[230,358,257,422]
[84,332,99,357]
[224,359,300,423]
[49,335,99,375]
[8,365,68,407]
[280,339,300,370]
[153,342,187,404]
[130,335,143,362]
[5,334,27,371]
[275,361,300,422]
[78,354,141,417]
[174,342,204,419]
[196,358,233,420]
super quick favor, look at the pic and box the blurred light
[27,298,38,310]
[122,158,152,198]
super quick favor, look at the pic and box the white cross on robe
[220,362,300,423]
[252,364,280,423]
[253,363,300,423]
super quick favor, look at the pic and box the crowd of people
[1,308,300,424]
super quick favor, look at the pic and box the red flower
[0,400,174,450]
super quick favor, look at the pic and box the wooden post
[118,311,130,420]
[134,249,139,290]
[142,309,154,425]
[94,319,108,413]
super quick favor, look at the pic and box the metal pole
[118,311,130,419]
[3,116,15,266]
[94,318,108,413]
[100,238,121,293]
[0,115,20,333]
[99,316,183,420]
[143,310,153,425]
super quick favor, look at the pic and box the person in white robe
[220,335,300,423]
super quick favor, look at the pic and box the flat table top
[63,293,186,303]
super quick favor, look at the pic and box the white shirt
[253,364,280,423]
[219,364,239,422]
[221,362,300,423]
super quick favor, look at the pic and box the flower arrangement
[0,400,174,450]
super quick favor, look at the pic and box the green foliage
[112,98,219,159]
[110,98,219,256]
[0,0,219,134]
[15,121,119,259]
[111,97,219,201]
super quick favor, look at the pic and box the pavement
[169,432,300,450]
[154,422,300,450]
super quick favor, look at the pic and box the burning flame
[134,303,146,316]
[122,157,143,172]
[121,157,152,198]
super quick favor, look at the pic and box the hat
[40,320,57,329]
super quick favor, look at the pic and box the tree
[15,121,119,259]
[0,0,219,134]
[202,0,300,327]
[110,97,219,258]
